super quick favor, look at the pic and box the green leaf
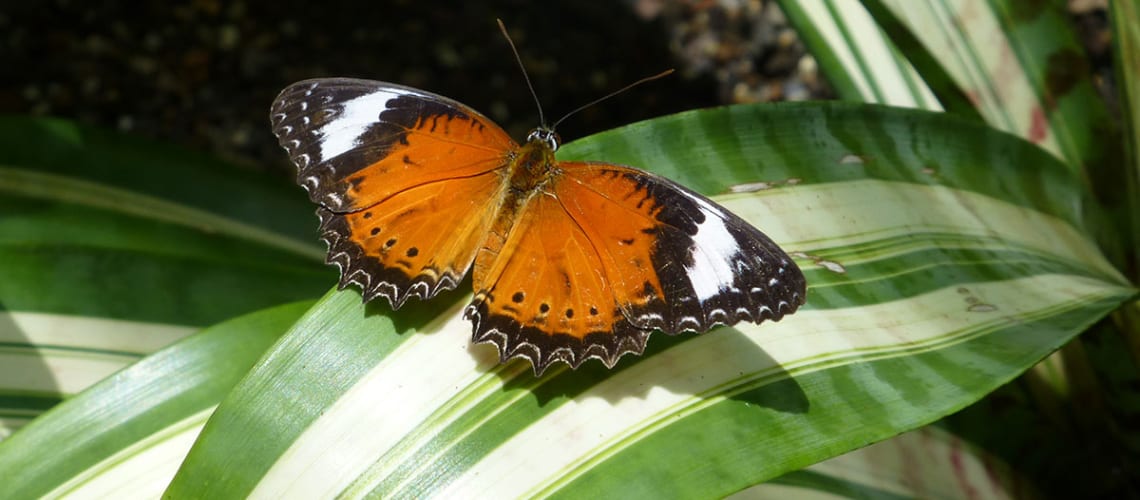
[166,103,1132,497]
[0,117,332,435]
[775,0,944,110]
[779,1,1139,495]
[760,426,1032,498]
[783,0,1116,176]
[0,300,314,499]
[0,116,320,248]
[1111,0,1140,272]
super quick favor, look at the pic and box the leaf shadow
[496,325,810,415]
[0,305,65,428]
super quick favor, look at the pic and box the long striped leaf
[779,0,1139,495]
[166,102,1132,497]
[0,117,331,436]
[0,301,314,499]
[776,0,945,111]
[1111,0,1140,268]
[755,426,1032,498]
[797,0,1114,174]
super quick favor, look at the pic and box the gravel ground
[0,0,1110,175]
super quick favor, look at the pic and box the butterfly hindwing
[318,171,505,307]
[467,161,806,373]
[466,183,654,374]
[271,78,515,307]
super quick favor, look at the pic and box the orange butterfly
[271,76,805,375]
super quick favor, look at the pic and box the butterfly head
[526,127,561,152]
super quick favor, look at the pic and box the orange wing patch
[272,78,514,212]
[272,79,515,308]
[321,171,505,307]
[466,184,654,373]
[563,163,805,333]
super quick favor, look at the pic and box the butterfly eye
[526,128,561,152]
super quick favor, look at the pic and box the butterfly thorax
[472,128,561,286]
[504,128,560,196]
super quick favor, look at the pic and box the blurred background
[1,0,1110,175]
[0,0,830,175]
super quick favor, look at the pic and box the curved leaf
[0,116,319,247]
[167,103,1132,498]
[0,117,332,435]
[775,0,944,111]
[0,301,314,499]
[757,426,1031,499]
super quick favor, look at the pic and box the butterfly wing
[467,162,806,374]
[271,78,515,307]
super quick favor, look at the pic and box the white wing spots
[300,174,319,192]
[683,194,743,302]
[314,87,418,162]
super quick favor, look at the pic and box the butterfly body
[272,78,806,374]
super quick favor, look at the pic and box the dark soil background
[0,0,827,175]
[0,0,1110,176]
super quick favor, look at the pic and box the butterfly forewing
[271,79,515,307]
[271,78,515,211]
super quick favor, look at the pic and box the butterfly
[270,77,806,375]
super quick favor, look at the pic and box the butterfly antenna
[551,69,675,130]
[498,19,546,126]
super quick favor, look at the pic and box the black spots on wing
[384,238,398,248]
[539,303,550,314]
[469,298,655,374]
[314,206,459,310]
[619,237,635,246]
[406,247,419,258]
[565,308,574,318]
[512,291,525,303]
[370,227,380,236]
[362,211,373,219]
[589,306,599,316]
